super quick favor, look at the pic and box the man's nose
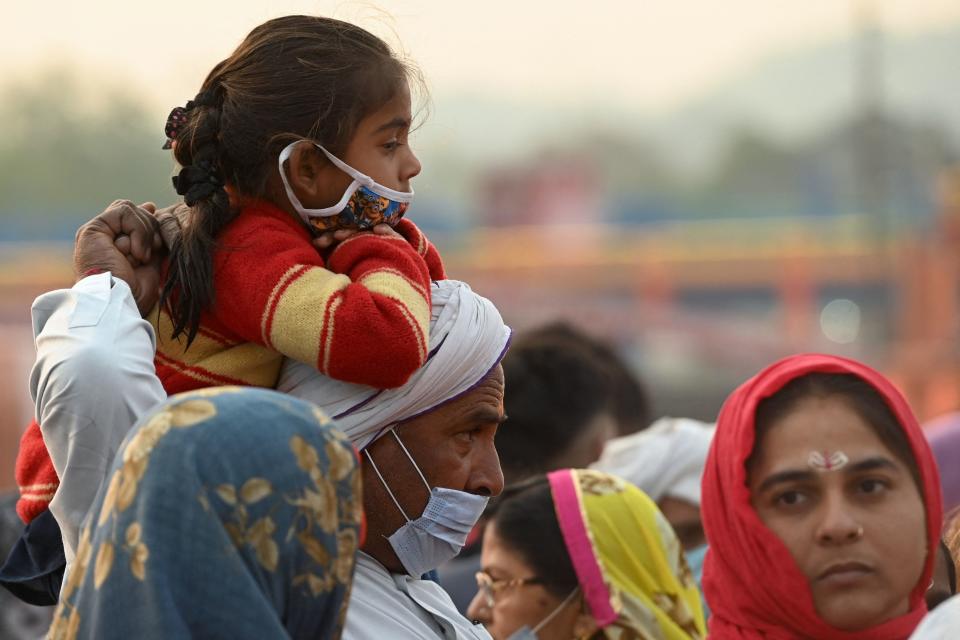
[466,441,504,498]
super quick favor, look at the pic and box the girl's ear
[284,141,329,203]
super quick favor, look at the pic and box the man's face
[361,365,506,573]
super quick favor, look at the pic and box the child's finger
[333,229,358,242]
[371,224,402,239]
[313,235,334,250]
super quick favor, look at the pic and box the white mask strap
[532,587,580,633]
[391,428,432,493]
[363,448,411,522]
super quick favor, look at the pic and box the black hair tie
[173,159,225,206]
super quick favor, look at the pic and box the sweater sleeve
[212,216,431,389]
[393,218,446,280]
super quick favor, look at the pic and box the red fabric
[701,354,943,640]
[14,420,59,523]
[158,201,436,391]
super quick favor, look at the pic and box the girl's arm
[212,213,432,389]
[392,218,446,281]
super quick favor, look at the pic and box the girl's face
[297,82,422,210]
[466,522,589,640]
[748,395,928,631]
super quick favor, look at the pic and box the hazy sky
[3,0,959,117]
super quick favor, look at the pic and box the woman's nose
[815,493,864,544]
[466,590,491,624]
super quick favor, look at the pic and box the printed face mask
[278,141,414,233]
[364,428,488,578]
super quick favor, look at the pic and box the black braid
[161,85,234,345]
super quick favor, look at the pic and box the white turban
[591,417,715,506]
[277,279,511,450]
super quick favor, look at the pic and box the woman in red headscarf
[701,354,943,639]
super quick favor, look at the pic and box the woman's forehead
[751,396,899,474]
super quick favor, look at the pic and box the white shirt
[910,594,960,639]
[344,552,492,640]
[30,273,166,565]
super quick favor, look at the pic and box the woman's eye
[859,479,887,495]
[775,490,807,507]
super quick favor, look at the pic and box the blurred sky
[3,0,959,116]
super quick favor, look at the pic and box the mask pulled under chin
[278,141,414,234]
[364,429,488,579]
[506,587,581,640]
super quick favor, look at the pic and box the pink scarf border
[547,469,618,627]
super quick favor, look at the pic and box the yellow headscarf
[548,469,706,639]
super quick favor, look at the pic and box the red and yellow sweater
[15,201,445,522]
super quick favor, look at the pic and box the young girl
[16,15,444,535]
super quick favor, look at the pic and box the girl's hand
[311,224,401,251]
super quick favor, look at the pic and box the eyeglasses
[474,571,544,609]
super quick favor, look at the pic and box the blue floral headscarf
[48,387,363,640]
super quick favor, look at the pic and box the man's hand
[73,200,165,315]
[152,202,190,251]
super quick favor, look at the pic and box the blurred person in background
[521,322,651,437]
[466,469,705,640]
[440,323,621,612]
[0,492,54,638]
[924,412,960,515]
[702,354,942,639]
[591,417,714,610]
[919,414,960,610]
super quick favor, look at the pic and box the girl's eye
[383,140,400,151]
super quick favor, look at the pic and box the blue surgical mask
[685,544,710,618]
[506,587,580,640]
[278,141,414,233]
[685,544,708,586]
[364,429,488,579]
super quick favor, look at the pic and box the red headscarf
[701,354,943,639]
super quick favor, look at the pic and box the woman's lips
[817,561,874,587]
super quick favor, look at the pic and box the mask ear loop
[532,586,581,633]
[391,428,432,493]
[363,448,411,523]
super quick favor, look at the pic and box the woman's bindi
[807,450,850,472]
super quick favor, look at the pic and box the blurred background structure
[2,0,960,490]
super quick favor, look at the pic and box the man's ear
[284,141,329,203]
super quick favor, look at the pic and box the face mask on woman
[505,587,580,640]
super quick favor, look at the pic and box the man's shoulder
[344,554,491,640]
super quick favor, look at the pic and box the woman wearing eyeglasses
[465,469,706,640]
